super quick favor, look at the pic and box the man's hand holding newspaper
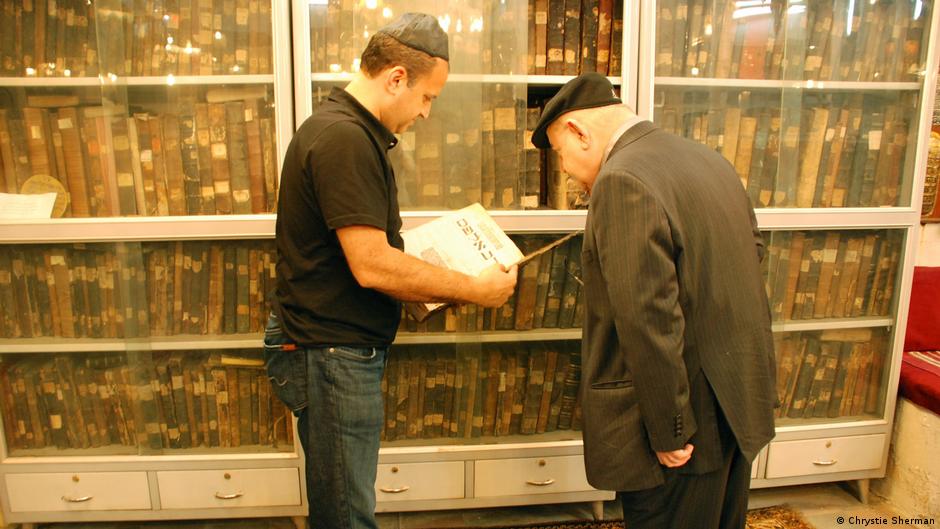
[403,203,579,321]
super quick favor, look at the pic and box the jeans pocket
[328,345,381,363]
[263,314,308,415]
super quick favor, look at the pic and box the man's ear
[566,119,590,149]
[385,66,408,94]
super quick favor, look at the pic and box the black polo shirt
[273,87,404,347]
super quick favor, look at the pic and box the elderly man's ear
[565,119,591,149]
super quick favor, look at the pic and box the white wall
[917,224,940,266]
[872,399,940,517]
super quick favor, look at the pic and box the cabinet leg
[592,500,605,520]
[842,478,871,504]
[291,515,307,529]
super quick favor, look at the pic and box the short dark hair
[360,33,439,86]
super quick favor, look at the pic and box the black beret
[378,12,449,62]
[532,72,622,149]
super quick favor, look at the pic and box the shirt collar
[602,115,643,165]
[328,87,399,150]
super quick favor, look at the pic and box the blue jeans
[264,312,387,529]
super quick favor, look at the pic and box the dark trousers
[619,407,751,529]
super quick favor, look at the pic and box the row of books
[0,241,276,339]
[774,329,888,419]
[380,84,587,210]
[0,351,294,452]
[0,0,274,77]
[656,0,929,82]
[923,83,940,220]
[762,230,902,322]
[924,130,940,220]
[399,234,585,333]
[380,342,583,442]
[310,0,617,77]
[390,84,530,211]
[656,90,916,208]
[0,226,905,340]
[374,85,583,211]
[525,0,624,76]
[0,90,279,217]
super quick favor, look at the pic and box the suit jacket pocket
[590,378,633,389]
[582,384,664,491]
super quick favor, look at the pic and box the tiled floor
[373,482,933,529]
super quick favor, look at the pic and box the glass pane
[656,0,933,81]
[0,240,274,339]
[0,1,280,217]
[0,242,149,339]
[923,71,940,220]
[773,327,893,425]
[381,340,582,446]
[0,349,294,456]
[0,83,279,216]
[307,0,539,210]
[399,233,584,333]
[0,0,275,78]
[653,87,920,207]
[140,240,274,337]
[527,0,625,76]
[388,232,583,447]
[762,229,904,322]
[309,0,528,76]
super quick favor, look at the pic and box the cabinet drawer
[766,434,886,478]
[156,468,301,509]
[6,472,150,512]
[376,461,464,502]
[474,456,593,497]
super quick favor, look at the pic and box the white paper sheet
[0,192,58,219]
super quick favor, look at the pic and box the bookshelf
[0,1,308,528]
[294,0,621,513]
[638,0,940,497]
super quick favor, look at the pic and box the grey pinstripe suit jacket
[579,120,777,492]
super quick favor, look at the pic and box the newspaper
[402,203,580,322]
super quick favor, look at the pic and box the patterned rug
[454,505,815,529]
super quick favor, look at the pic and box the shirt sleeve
[309,120,390,231]
[591,170,697,452]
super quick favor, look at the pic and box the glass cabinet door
[773,327,894,425]
[307,0,529,211]
[762,229,905,323]
[0,1,288,217]
[655,0,932,82]
[303,0,624,211]
[384,231,585,447]
[0,240,294,456]
[380,339,582,446]
[649,0,933,208]
[761,227,907,426]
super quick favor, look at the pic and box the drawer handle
[379,485,410,494]
[214,491,245,500]
[812,459,838,466]
[61,495,93,503]
[526,478,556,487]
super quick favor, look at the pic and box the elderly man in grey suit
[532,73,777,529]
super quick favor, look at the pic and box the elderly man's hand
[656,444,694,468]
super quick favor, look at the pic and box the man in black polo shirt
[266,13,518,529]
